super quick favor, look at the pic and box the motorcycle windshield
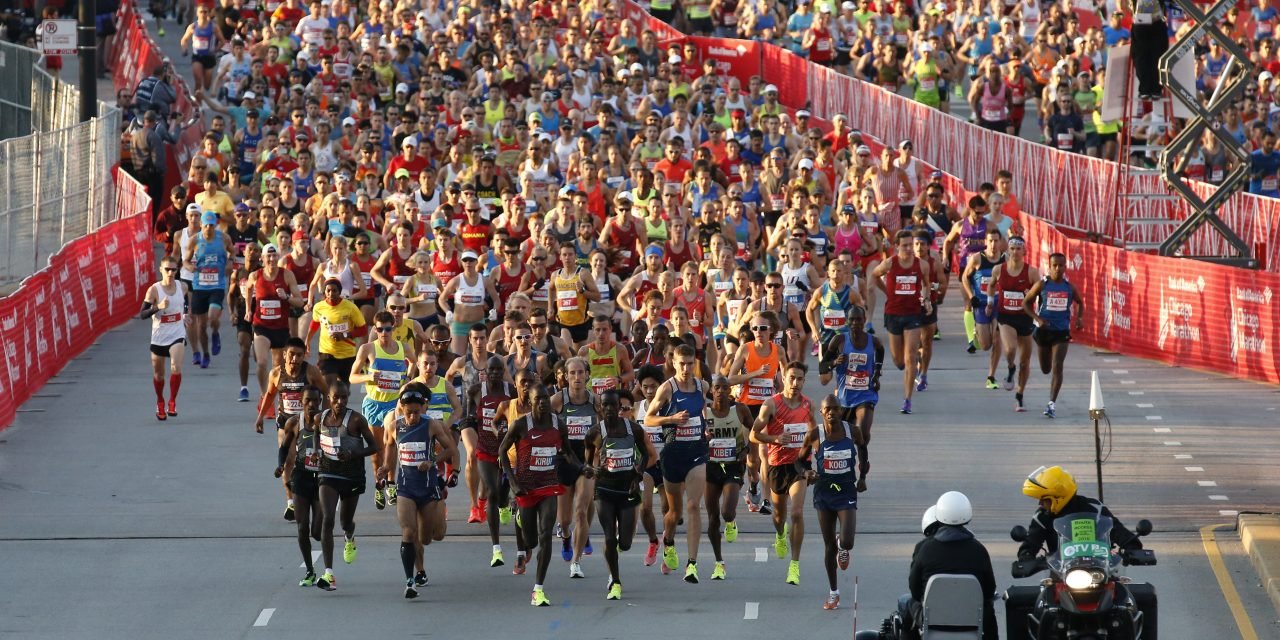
[1050,515,1114,574]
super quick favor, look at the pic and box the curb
[1237,513,1280,615]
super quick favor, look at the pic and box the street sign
[39,19,77,56]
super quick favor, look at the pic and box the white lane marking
[1113,370,1130,374]
[300,550,320,568]
[1185,467,1204,472]
[1163,441,1182,446]
[1145,416,1163,421]
[254,608,275,627]
[1174,454,1193,459]
[1153,428,1171,433]
[744,602,759,620]
[1128,391,1145,396]
[1103,358,1119,363]
[1198,481,1218,487]
[1220,510,1240,517]
[754,547,767,562]
[1120,380,1136,385]
[1137,403,1154,408]
[1209,495,1230,501]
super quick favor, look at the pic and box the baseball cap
[842,1,855,8]
[394,168,411,179]
[798,158,815,170]
[396,82,410,94]
[447,181,462,192]
[460,250,479,261]
[292,229,309,241]
[402,136,417,148]
[731,108,746,117]
[200,211,218,225]
[629,62,644,73]
[899,139,913,149]
[185,203,202,215]
[432,217,449,229]
[335,171,351,182]
[616,191,634,203]
[242,90,257,100]
[764,84,778,94]
[573,69,587,78]
[263,243,279,254]
[669,54,682,64]
[796,109,811,118]
[342,116,356,127]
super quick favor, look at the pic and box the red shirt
[653,157,693,185]
[458,221,491,254]
[386,154,431,183]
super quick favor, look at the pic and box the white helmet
[935,491,972,526]
[921,505,938,535]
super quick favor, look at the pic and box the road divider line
[744,602,759,620]
[1120,380,1136,385]
[1220,510,1239,517]
[1209,495,1230,501]
[1163,441,1182,446]
[1200,524,1259,640]
[1137,403,1154,408]
[1186,466,1204,472]
[1153,427,1171,433]
[1198,481,1218,487]
[1128,391,1145,395]
[300,550,320,568]
[1113,370,1129,374]
[1145,416,1163,421]
[253,608,275,627]
[1174,454,1193,459]
[754,547,767,562]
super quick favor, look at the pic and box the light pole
[1088,370,1106,503]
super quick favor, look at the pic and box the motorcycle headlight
[1064,569,1095,590]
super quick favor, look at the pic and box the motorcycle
[1006,514,1157,640]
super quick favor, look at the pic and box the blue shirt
[1249,149,1280,196]
[1103,26,1130,46]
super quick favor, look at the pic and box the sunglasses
[514,334,533,341]
[530,323,548,329]
[766,283,782,289]
[162,267,178,273]
[388,305,407,312]
[532,256,546,262]
[430,339,450,346]
[752,325,771,332]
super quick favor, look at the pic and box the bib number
[708,437,737,462]
[783,423,806,448]
[822,447,852,474]
[530,445,556,471]
[566,415,591,440]
[399,440,428,466]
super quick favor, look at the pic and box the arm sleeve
[1017,510,1053,559]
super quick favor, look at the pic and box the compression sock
[153,377,165,402]
[169,373,182,401]
[964,309,976,343]
[400,542,415,580]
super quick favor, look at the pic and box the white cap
[402,136,418,148]
[573,69,587,78]
[1262,71,1275,83]
[856,144,872,154]
[616,69,630,80]
[796,109,811,118]
[798,158,815,169]
[396,82,410,94]
[819,3,832,11]
[669,54,682,64]
[616,191,634,203]
[262,243,279,254]
[920,42,934,52]
[764,84,778,93]
[842,0,855,8]
[460,250,479,261]
[342,116,356,127]
[185,203,202,214]
[242,90,256,100]
[630,62,644,73]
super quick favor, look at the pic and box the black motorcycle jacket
[1017,494,1143,560]
[909,524,999,640]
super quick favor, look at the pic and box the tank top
[351,253,376,298]
[424,375,453,424]
[385,247,414,288]
[980,79,1009,123]
[706,404,745,464]
[559,389,596,452]
[738,341,779,405]
[284,252,315,297]
[294,418,321,473]
[277,362,311,416]
[595,421,639,496]
[815,431,858,490]
[177,228,198,281]
[394,415,436,489]
[835,332,877,407]
[192,22,215,55]
[996,262,1032,316]
[660,378,707,451]
[514,414,563,492]
[1037,278,1075,331]
[321,260,356,298]
[818,282,854,335]
[644,217,668,243]
[765,394,811,466]
[432,250,462,285]
[453,272,485,308]
[605,219,640,271]
[672,286,707,334]
[252,268,290,329]
[504,350,539,382]
[970,252,1004,306]
[150,282,186,346]
[239,128,263,173]
[553,269,587,326]
[318,409,364,481]
[780,261,811,305]
[476,381,512,460]
[365,340,408,403]
[587,344,621,394]
[884,256,925,316]
[194,231,228,291]
[958,216,988,263]
[833,223,863,257]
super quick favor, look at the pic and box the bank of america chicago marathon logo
[1,310,18,394]
[1157,275,1205,350]
[1230,286,1271,363]
[1102,265,1138,338]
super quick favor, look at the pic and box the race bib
[159,312,182,324]
[417,283,439,302]
[1002,289,1025,312]
[1211,168,1224,182]
[566,415,591,440]
[604,447,635,472]
[281,391,303,414]
[320,433,340,460]
[747,377,774,402]
[769,194,784,210]
[326,321,349,335]
[530,445,556,471]
[783,284,802,300]
[894,275,918,296]
[919,78,936,92]
[425,409,445,421]
[460,293,483,305]
[259,298,282,320]
[713,280,733,296]
[982,108,1005,122]
[1045,290,1069,312]
[822,308,846,329]
[198,268,220,287]
[481,407,498,434]
[302,447,320,471]
[393,275,409,286]
[399,440,428,466]
[783,422,806,448]
[374,370,403,391]
[590,377,616,394]
[643,424,665,453]
[1263,177,1277,192]
[618,249,632,260]
[557,288,580,311]
[817,38,832,51]
[1056,133,1073,150]
[675,415,703,441]
[708,437,737,462]
[822,447,852,474]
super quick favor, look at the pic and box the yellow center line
[1200,523,1259,640]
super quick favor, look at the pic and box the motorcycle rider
[1018,466,1144,560]
[896,492,998,640]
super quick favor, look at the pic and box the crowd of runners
[130,0,1087,611]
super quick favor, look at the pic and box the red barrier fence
[0,172,155,429]
[111,0,205,197]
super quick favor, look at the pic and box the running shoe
[414,570,428,587]
[211,331,221,356]
[759,499,772,515]
[711,562,726,581]
[554,522,564,539]
[491,549,505,568]
[663,544,679,571]
[561,536,572,562]
[584,537,593,556]
[385,484,396,505]
[933,330,941,341]
[645,541,658,566]
[513,553,527,575]
[405,581,418,599]
[1004,365,1016,390]
[374,488,386,510]
[316,570,336,591]
[900,399,912,415]
[343,537,357,564]
[985,376,999,390]
[810,342,819,357]
[238,387,250,402]
[192,351,200,366]
[157,26,165,36]
[477,498,488,516]
[298,571,316,587]
[824,593,841,610]
[916,375,928,392]
[167,400,177,417]
[531,588,551,607]
[607,582,623,600]
[837,547,850,571]
[569,561,585,578]
[156,401,167,421]
[786,560,801,585]
[745,490,760,513]
[724,521,738,543]
[200,353,210,369]
[283,503,295,522]
[967,341,977,354]
[1015,401,1026,413]
[499,506,512,524]
[467,506,482,523]
[684,562,699,584]
[1044,402,1056,419]
[774,531,789,559]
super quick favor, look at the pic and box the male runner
[551,357,599,578]
[986,237,1039,411]
[246,245,306,396]
[182,211,233,368]
[445,321,499,523]
[585,389,655,600]
[141,256,188,420]
[723,309,781,514]
[704,375,751,581]
[351,311,416,510]
[871,230,933,415]
[635,364,670,565]
[579,314,635,394]
[911,230,947,391]
[276,388,325,586]
[1023,253,1082,418]
[961,227,1005,389]
[465,356,515,567]
[751,361,818,586]
[820,305,883,443]
[314,381,378,591]
[254,337,329,520]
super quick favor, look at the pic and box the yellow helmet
[1023,466,1077,513]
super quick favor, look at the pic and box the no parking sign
[39,19,78,56]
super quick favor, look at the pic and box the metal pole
[88,118,98,230]
[77,0,96,123]
[1207,57,1236,108]
[59,130,69,247]
[32,132,43,273]
[1093,417,1105,504]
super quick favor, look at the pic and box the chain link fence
[0,40,122,290]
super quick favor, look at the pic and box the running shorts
[998,313,1035,337]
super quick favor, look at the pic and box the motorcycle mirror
[1136,519,1153,536]
[1010,525,1028,542]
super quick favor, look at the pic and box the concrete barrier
[1237,513,1280,614]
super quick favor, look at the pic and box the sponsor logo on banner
[1102,265,1135,337]
[1157,282,1202,349]
[1230,286,1270,362]
[1,309,19,392]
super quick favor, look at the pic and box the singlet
[817,282,855,335]
[587,344,622,394]
[293,415,321,474]
[514,414,562,492]
[595,421,639,496]
[192,22,215,55]
[277,362,311,416]
[644,217,669,243]
[364,340,408,404]
[764,393,811,466]
[780,261,811,305]
[177,227,198,281]
[283,252,315,297]
[252,268,290,329]
[737,341,780,405]
[317,408,364,481]
[424,376,453,425]
[193,231,228,291]
[384,247,414,288]
[970,252,1005,306]
[996,262,1032,316]
[394,415,437,489]
[659,378,707,451]
[979,80,1009,123]
[453,272,485,308]
[504,350,539,382]
[321,260,356,298]
[559,389,596,454]
[605,218,640,271]
[150,282,186,346]
[884,256,925,316]
[1037,278,1075,331]
[706,404,745,464]
[835,332,878,408]
[475,381,512,461]
[553,269,587,326]
[432,250,462,285]
[958,216,989,263]
[833,223,863,256]
[814,428,858,491]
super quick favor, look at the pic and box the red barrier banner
[620,1,683,42]
[681,36,761,89]
[761,43,809,110]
